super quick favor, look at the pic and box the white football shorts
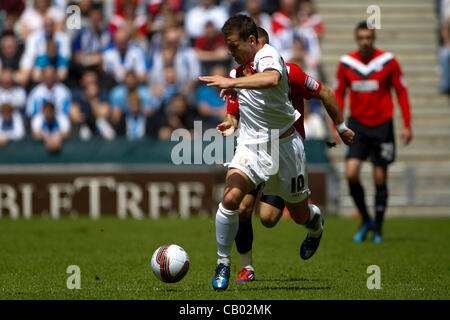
[228,130,310,203]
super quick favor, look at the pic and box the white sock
[216,202,239,266]
[307,204,323,238]
[240,250,254,271]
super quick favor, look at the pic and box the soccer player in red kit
[334,21,413,243]
[219,27,352,282]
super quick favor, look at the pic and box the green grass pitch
[0,216,449,300]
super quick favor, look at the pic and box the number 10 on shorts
[291,175,305,194]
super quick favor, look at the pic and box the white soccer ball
[151,244,190,283]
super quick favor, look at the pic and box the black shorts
[346,117,396,166]
[248,183,285,210]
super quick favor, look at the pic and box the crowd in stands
[0,0,328,153]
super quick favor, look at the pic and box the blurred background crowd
[0,0,332,152]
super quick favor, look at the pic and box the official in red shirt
[334,21,413,243]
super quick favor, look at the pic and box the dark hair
[257,27,269,44]
[355,21,375,34]
[43,101,55,111]
[221,14,258,42]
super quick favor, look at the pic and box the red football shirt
[334,48,411,128]
[227,62,322,140]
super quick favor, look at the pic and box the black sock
[348,181,371,223]
[235,218,253,254]
[375,184,388,233]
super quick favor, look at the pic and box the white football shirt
[230,44,300,144]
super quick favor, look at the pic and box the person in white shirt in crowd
[148,25,200,100]
[115,91,149,140]
[102,27,148,84]
[31,101,70,153]
[0,103,25,148]
[26,65,71,117]
[0,68,27,115]
[303,100,327,140]
[72,3,113,70]
[270,0,321,75]
[17,15,70,86]
[17,0,66,40]
[184,0,229,40]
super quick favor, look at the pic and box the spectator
[31,101,70,153]
[18,15,70,86]
[0,68,27,114]
[109,0,148,42]
[0,31,23,73]
[299,0,325,41]
[72,3,113,70]
[150,64,181,107]
[70,69,115,140]
[184,0,229,40]
[32,38,69,83]
[17,0,65,40]
[270,0,321,72]
[440,11,450,94]
[0,103,25,147]
[148,25,200,97]
[102,27,148,84]
[147,0,184,37]
[154,93,195,140]
[110,71,159,124]
[0,0,25,33]
[196,64,227,127]
[243,0,273,40]
[194,21,229,74]
[26,66,71,117]
[303,100,327,140]
[116,91,150,140]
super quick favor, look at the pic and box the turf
[0,216,449,300]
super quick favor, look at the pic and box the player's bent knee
[260,216,277,228]
[222,190,243,211]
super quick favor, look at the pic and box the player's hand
[220,88,238,102]
[216,120,236,136]
[339,128,355,146]
[199,75,234,89]
[401,127,412,145]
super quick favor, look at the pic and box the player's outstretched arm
[199,70,281,90]
[317,85,355,146]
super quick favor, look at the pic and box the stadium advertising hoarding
[0,167,328,219]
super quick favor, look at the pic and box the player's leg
[373,165,388,242]
[257,194,285,228]
[213,167,255,291]
[234,186,261,282]
[369,120,395,243]
[346,118,375,242]
[264,130,323,260]
[286,197,324,260]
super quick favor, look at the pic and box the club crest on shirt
[304,76,319,91]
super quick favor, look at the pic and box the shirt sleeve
[254,45,283,75]
[288,63,322,100]
[390,57,411,128]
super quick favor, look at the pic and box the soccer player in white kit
[200,15,354,291]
